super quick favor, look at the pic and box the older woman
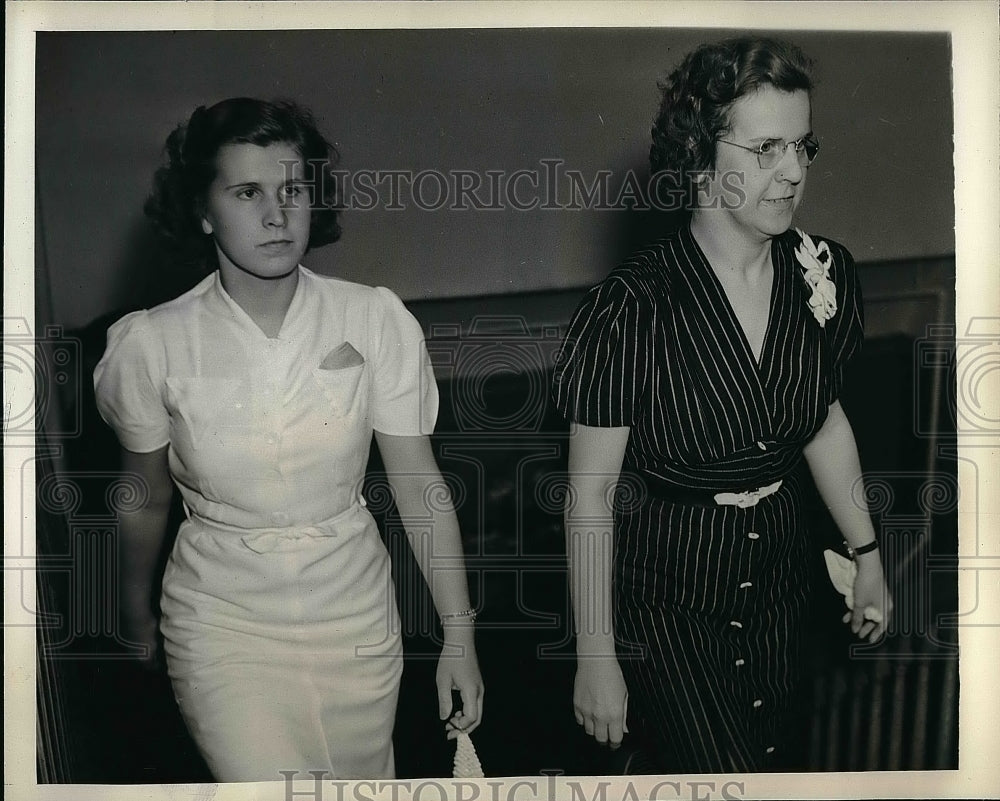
[95,98,483,781]
[553,38,892,772]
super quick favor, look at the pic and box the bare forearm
[566,501,616,656]
[117,504,171,615]
[565,423,630,657]
[403,520,468,594]
[375,433,476,634]
[116,446,174,619]
[804,402,883,569]
[384,467,474,644]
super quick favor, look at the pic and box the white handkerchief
[824,549,884,623]
[823,549,857,609]
[453,732,484,778]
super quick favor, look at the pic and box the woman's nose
[263,194,287,227]
[775,145,804,183]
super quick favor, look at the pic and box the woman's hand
[843,559,893,643]
[573,657,628,748]
[436,627,484,740]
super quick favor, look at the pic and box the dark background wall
[36,29,954,332]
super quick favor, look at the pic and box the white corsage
[794,228,838,328]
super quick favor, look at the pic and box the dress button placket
[260,348,283,459]
[734,518,756,674]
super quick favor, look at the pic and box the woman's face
[700,86,812,244]
[200,141,311,281]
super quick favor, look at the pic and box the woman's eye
[283,185,302,198]
[236,188,259,200]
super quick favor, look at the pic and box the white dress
[94,266,438,781]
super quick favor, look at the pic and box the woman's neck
[689,214,772,281]
[218,264,300,338]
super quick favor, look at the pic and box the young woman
[552,38,892,772]
[95,98,483,781]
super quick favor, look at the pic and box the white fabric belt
[187,501,369,554]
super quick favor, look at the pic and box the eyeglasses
[717,135,820,170]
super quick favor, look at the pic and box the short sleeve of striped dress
[821,240,864,406]
[551,275,649,428]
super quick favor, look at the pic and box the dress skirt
[159,502,403,782]
[613,480,811,773]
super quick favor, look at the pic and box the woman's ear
[200,217,213,235]
[686,138,712,185]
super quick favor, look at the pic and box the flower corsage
[794,228,838,327]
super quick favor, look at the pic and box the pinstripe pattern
[553,225,863,772]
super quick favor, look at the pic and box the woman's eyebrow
[224,177,308,189]
[745,130,814,143]
[223,180,261,190]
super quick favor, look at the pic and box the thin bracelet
[440,608,478,624]
[845,539,879,559]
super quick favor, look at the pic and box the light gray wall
[36,29,954,331]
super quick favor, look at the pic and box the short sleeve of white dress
[93,310,170,453]
[371,286,439,436]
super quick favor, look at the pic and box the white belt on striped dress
[712,480,783,508]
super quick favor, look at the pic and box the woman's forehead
[727,87,811,138]
[214,141,305,182]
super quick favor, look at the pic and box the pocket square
[319,341,365,370]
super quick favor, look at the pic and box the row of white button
[740,526,765,740]
[731,530,761,633]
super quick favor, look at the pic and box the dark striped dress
[552,224,863,772]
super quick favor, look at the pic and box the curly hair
[649,37,814,206]
[144,97,342,270]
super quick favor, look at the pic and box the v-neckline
[687,228,781,372]
[213,266,306,342]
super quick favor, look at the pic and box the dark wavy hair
[649,37,814,206]
[144,97,342,270]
